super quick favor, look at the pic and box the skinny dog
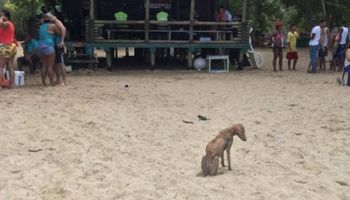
[201,123,246,176]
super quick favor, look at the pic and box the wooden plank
[94,20,146,25]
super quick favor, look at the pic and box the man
[309,19,327,73]
[286,24,299,70]
[334,21,348,71]
[215,6,232,22]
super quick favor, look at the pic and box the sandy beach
[0,48,349,199]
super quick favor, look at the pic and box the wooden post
[145,0,150,42]
[188,0,195,68]
[90,0,95,20]
[189,0,195,42]
[242,0,248,22]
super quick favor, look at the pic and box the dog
[201,123,246,176]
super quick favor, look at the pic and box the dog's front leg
[227,149,232,170]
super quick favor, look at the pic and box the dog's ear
[235,123,246,141]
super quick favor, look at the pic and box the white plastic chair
[247,28,265,69]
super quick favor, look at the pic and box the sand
[0,48,349,200]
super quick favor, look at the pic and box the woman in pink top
[0,10,17,89]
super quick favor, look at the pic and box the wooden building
[36,0,250,68]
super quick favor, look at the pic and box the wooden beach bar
[56,0,250,68]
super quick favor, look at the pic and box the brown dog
[201,123,246,176]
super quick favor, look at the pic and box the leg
[54,63,60,84]
[201,155,208,176]
[273,48,277,72]
[287,59,291,70]
[278,50,283,71]
[293,59,298,70]
[209,156,220,176]
[59,63,67,85]
[227,149,232,170]
[221,153,225,167]
[40,56,48,86]
[0,56,6,88]
[47,53,56,86]
[7,56,15,88]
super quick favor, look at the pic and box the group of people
[0,9,67,89]
[271,19,350,74]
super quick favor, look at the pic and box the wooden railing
[85,20,249,45]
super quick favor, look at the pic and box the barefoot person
[272,22,284,72]
[286,24,299,70]
[46,13,67,85]
[0,10,17,89]
[309,19,326,73]
[37,14,60,86]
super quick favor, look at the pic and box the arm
[48,14,66,47]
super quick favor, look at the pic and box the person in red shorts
[286,24,299,70]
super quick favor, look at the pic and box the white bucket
[14,71,25,86]
[65,65,72,73]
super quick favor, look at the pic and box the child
[286,24,299,70]
[272,22,284,72]
[18,34,39,74]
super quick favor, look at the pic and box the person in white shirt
[334,22,349,71]
[309,19,327,73]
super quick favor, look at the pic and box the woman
[0,10,17,89]
[38,14,60,86]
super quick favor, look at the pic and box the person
[215,6,232,22]
[286,24,299,70]
[342,46,350,86]
[272,22,284,72]
[0,10,17,89]
[18,34,40,74]
[318,26,329,71]
[46,13,67,86]
[37,14,61,86]
[334,21,349,71]
[309,19,326,73]
[330,26,342,71]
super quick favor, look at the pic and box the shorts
[0,43,17,58]
[318,47,328,58]
[286,52,298,60]
[38,44,55,56]
[334,44,346,58]
[55,46,64,64]
[273,46,283,55]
